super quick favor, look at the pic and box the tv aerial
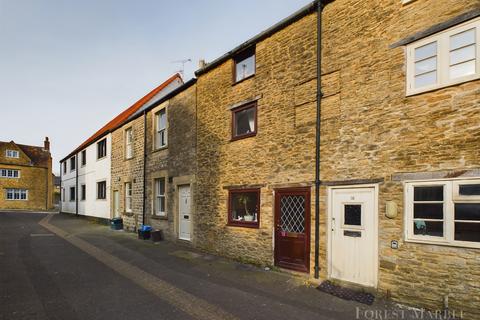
[171,59,192,78]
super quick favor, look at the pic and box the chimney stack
[198,59,206,69]
[44,137,50,151]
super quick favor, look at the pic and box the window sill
[232,74,255,86]
[96,198,107,201]
[230,132,257,142]
[406,74,480,97]
[97,156,107,161]
[152,146,168,153]
[405,238,480,249]
[124,157,134,161]
[227,222,259,229]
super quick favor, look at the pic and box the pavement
[0,211,444,320]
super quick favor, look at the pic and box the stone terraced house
[60,0,480,317]
[194,0,480,317]
[0,138,53,211]
[111,78,197,241]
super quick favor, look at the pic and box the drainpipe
[142,110,147,226]
[60,162,62,213]
[76,154,79,216]
[314,0,324,279]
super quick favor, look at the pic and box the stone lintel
[392,168,480,181]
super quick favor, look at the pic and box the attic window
[234,47,256,83]
[6,150,19,158]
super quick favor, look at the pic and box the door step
[317,280,375,305]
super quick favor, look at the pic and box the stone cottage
[111,78,197,242]
[194,0,480,317]
[0,138,53,211]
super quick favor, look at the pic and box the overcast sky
[0,0,312,173]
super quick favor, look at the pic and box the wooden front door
[274,188,311,273]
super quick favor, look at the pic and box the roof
[61,73,183,162]
[195,0,334,76]
[0,141,51,167]
[116,78,197,128]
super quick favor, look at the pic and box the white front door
[330,187,377,287]
[178,185,191,241]
[113,191,120,218]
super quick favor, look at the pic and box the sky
[0,0,312,174]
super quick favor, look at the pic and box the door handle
[184,215,189,220]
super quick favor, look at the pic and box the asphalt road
[0,212,434,320]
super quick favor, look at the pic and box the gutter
[59,79,197,164]
[195,2,318,77]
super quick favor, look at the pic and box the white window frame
[0,169,20,178]
[5,188,28,200]
[6,150,19,158]
[406,17,480,96]
[125,127,133,159]
[155,178,166,216]
[154,109,168,150]
[405,178,480,248]
[125,182,132,213]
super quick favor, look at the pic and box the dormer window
[6,150,19,158]
[234,47,255,83]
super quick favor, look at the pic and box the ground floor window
[6,188,28,200]
[97,181,106,200]
[227,188,260,228]
[154,178,166,216]
[81,184,86,201]
[70,187,75,201]
[405,179,480,247]
[125,182,132,212]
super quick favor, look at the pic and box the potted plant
[238,195,254,222]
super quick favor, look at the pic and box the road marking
[39,214,237,320]
[30,233,55,237]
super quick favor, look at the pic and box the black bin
[110,218,123,230]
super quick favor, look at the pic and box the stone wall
[111,116,145,230]
[196,12,318,266]
[0,143,52,211]
[144,84,197,242]
[196,0,480,317]
[319,0,480,317]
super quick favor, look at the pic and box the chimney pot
[198,59,206,69]
[44,137,50,151]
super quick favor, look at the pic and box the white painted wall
[60,134,111,219]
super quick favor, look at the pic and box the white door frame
[327,184,379,288]
[177,184,192,241]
